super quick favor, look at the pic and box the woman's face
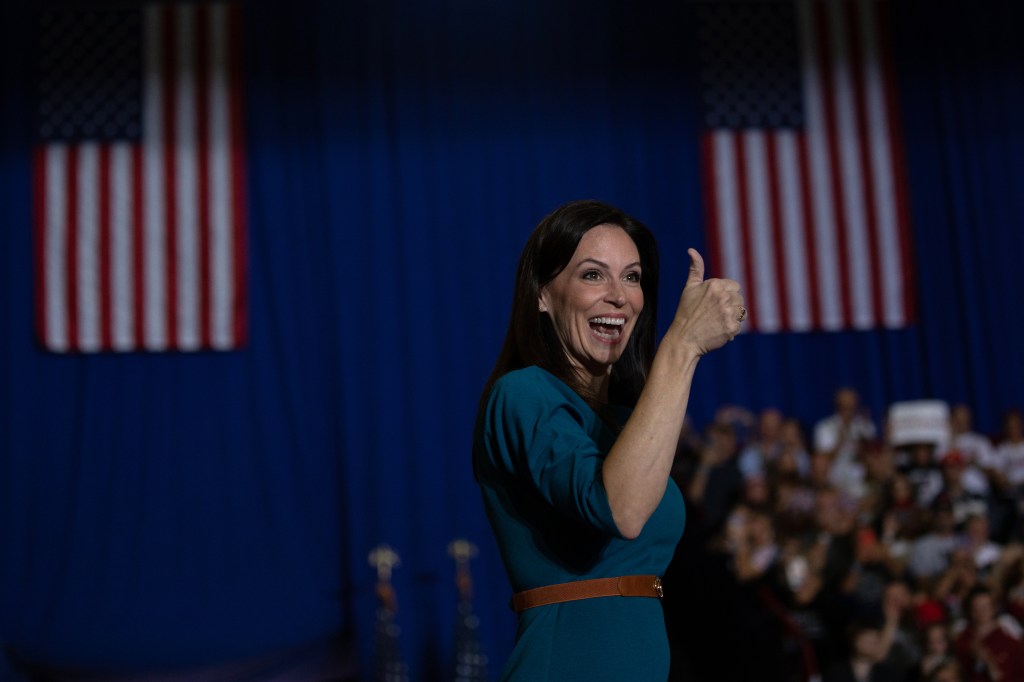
[969,593,995,627]
[852,629,882,662]
[925,623,948,654]
[539,225,644,380]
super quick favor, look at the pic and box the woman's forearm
[601,340,701,539]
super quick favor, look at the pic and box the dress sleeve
[481,372,625,538]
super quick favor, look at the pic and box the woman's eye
[625,271,641,283]
[582,270,601,281]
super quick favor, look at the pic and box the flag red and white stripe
[700,0,915,333]
[33,3,246,352]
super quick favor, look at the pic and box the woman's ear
[538,288,550,314]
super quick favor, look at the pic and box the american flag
[34,3,246,353]
[697,0,915,333]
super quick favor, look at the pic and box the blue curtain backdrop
[2,1,1023,680]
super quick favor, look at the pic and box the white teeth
[590,317,625,326]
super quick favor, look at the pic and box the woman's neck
[571,365,611,403]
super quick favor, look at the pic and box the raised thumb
[686,248,705,287]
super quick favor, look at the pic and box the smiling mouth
[589,316,625,341]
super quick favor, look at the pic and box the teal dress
[475,366,686,682]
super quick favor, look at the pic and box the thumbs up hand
[669,248,745,356]
[686,247,707,288]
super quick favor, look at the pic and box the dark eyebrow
[576,258,642,271]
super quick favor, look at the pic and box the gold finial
[447,538,478,563]
[368,544,401,583]
[448,538,478,601]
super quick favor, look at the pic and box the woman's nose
[605,281,626,305]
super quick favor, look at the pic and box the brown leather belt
[511,575,663,613]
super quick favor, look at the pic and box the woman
[952,586,1024,682]
[916,620,955,681]
[473,200,745,680]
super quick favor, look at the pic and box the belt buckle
[653,577,663,598]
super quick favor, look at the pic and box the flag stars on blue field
[697,2,804,130]
[37,8,142,142]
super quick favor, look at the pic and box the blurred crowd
[663,389,1024,682]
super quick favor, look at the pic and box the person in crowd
[814,387,877,502]
[772,461,818,539]
[878,473,928,572]
[988,543,1024,625]
[903,442,945,508]
[823,620,902,682]
[993,410,1024,480]
[742,472,773,509]
[916,620,958,682]
[778,416,814,477]
[776,530,838,674]
[809,449,838,490]
[908,503,960,590]
[473,200,745,680]
[930,451,990,531]
[960,513,1002,580]
[794,486,861,670]
[739,407,785,480]
[710,497,792,681]
[861,442,899,523]
[780,470,823,559]
[726,504,780,583]
[714,403,757,444]
[687,421,745,539]
[847,523,902,622]
[879,579,923,680]
[933,547,981,622]
[993,409,1024,541]
[951,586,1024,681]
[949,404,996,498]
[814,387,877,456]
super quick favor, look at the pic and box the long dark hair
[477,199,660,416]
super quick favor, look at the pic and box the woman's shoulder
[486,366,591,417]
[493,366,573,398]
